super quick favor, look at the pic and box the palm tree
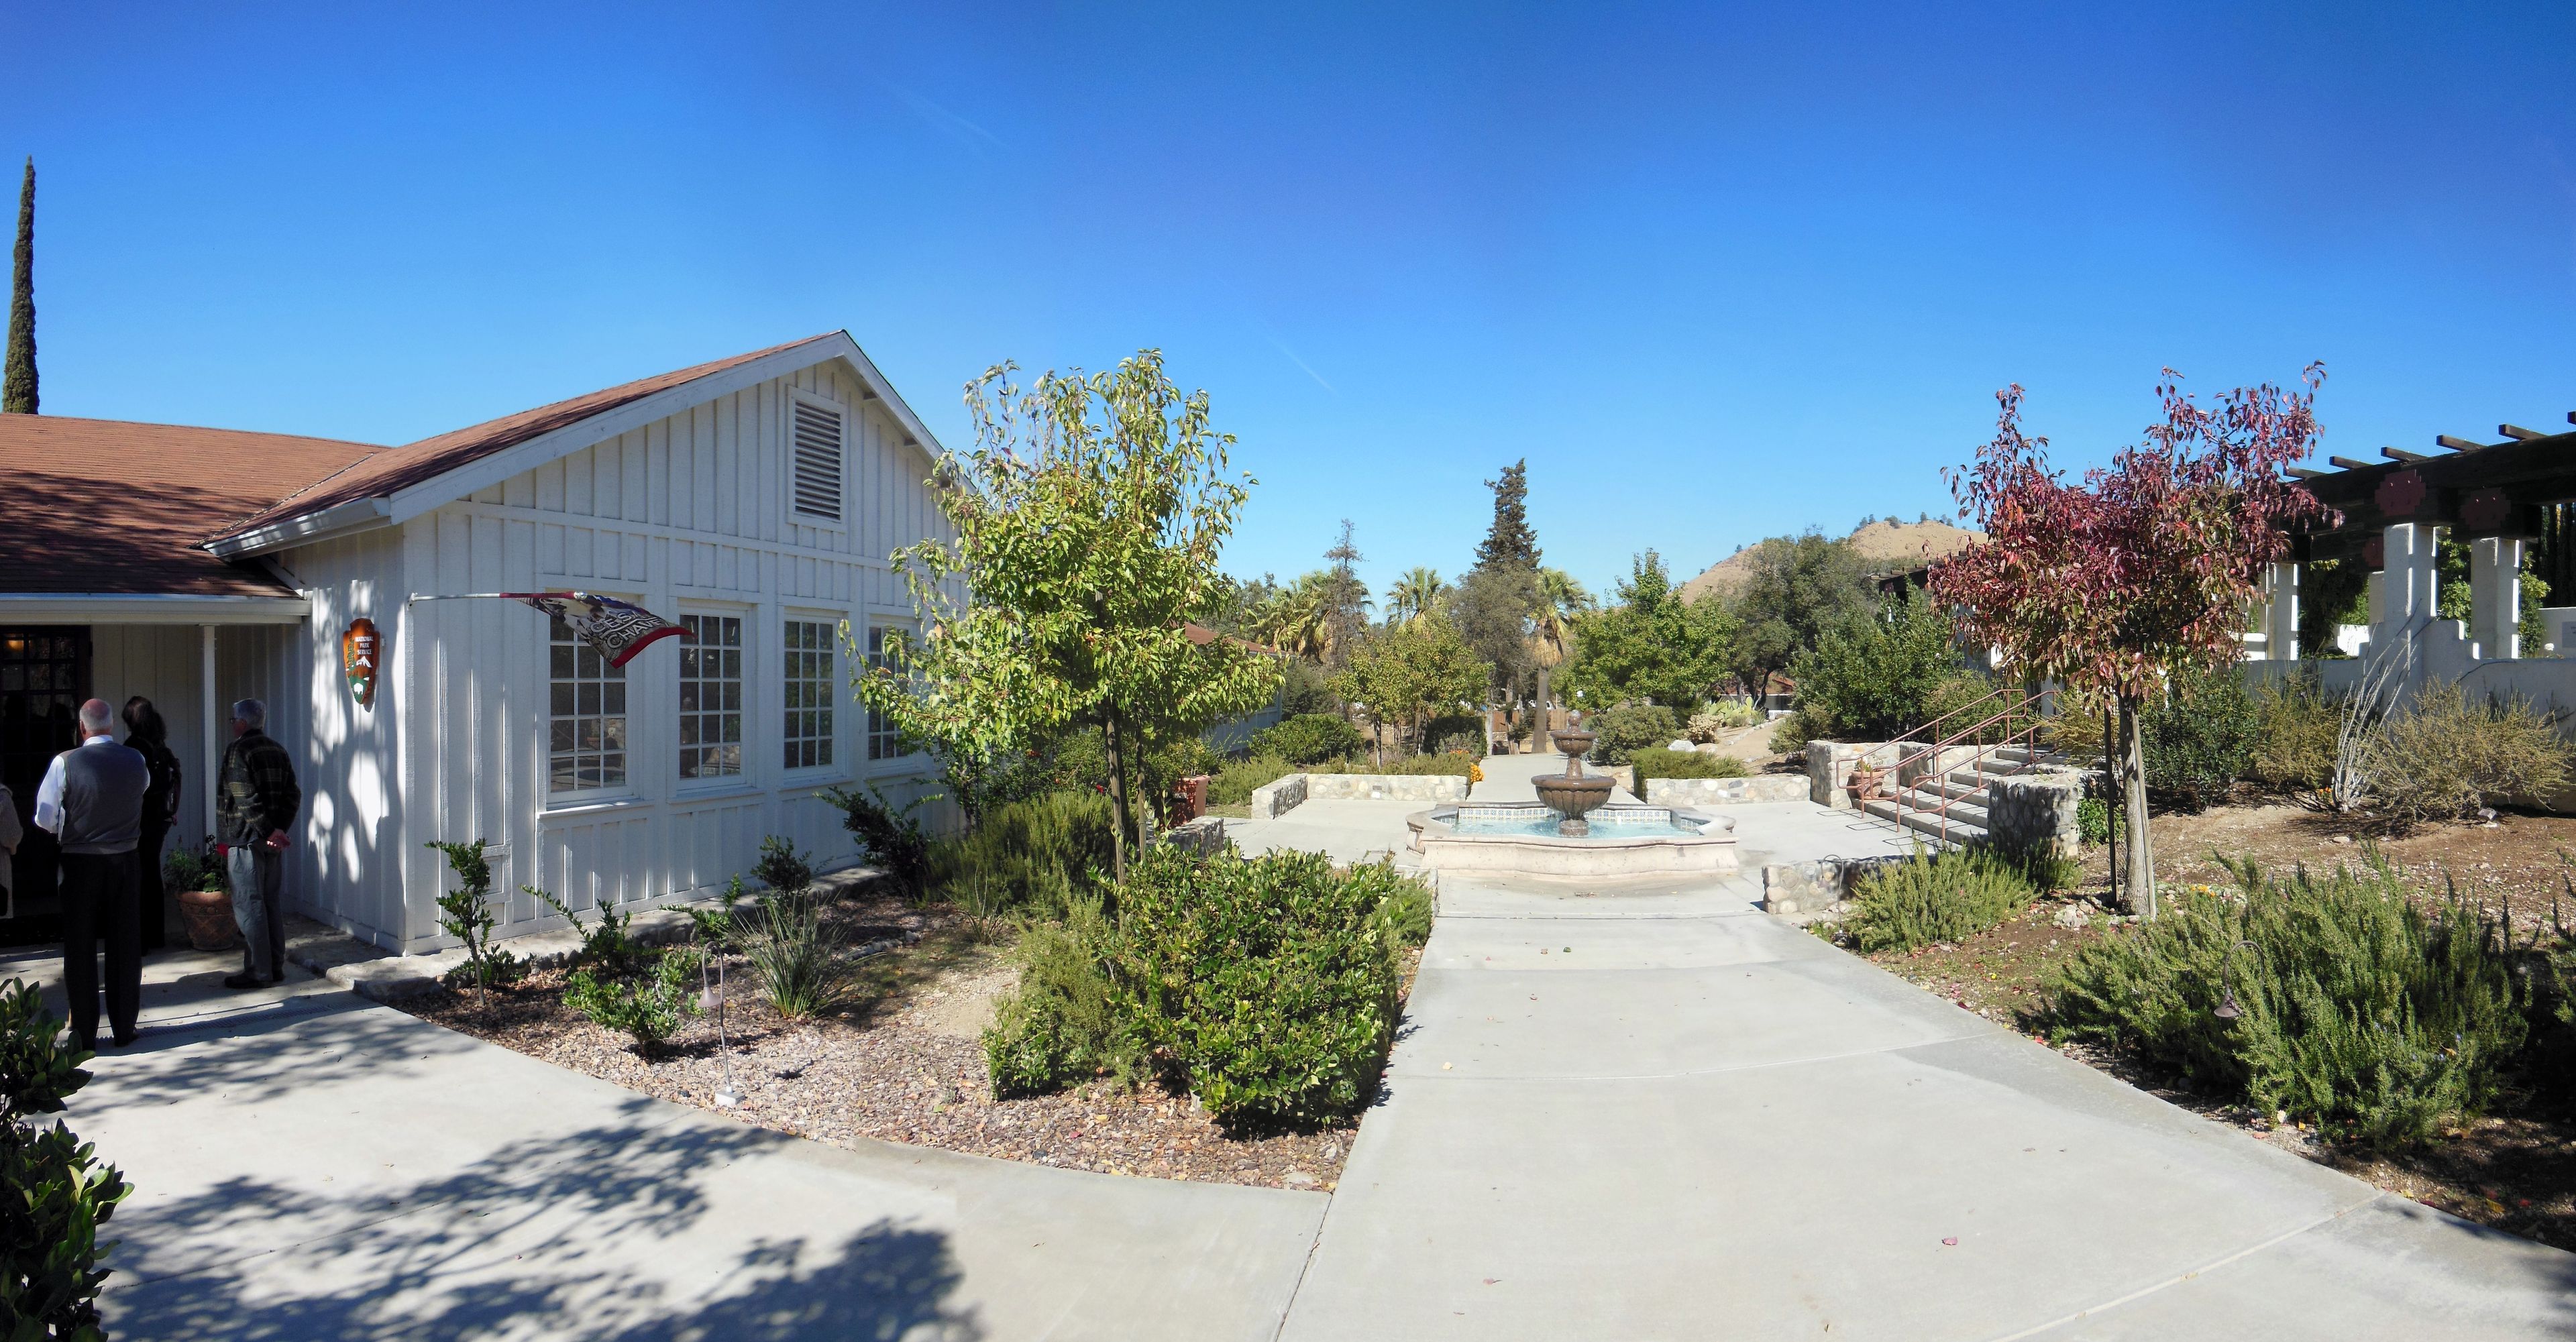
[1387,566,1449,627]
[1529,567,1595,737]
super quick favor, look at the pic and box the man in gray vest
[34,698,149,1050]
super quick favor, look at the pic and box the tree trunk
[2102,702,2118,910]
[1534,667,1552,754]
[2117,694,2157,917]
[1103,712,1130,883]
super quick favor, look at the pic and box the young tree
[1561,551,1737,716]
[1330,615,1491,758]
[5,158,33,415]
[1727,530,1874,687]
[1473,459,1541,573]
[1931,370,2330,916]
[1321,520,1372,666]
[1788,589,1964,740]
[861,351,1280,879]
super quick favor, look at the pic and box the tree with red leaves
[1931,368,2332,916]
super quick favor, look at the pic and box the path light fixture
[2212,939,2258,1021]
[701,950,741,1107]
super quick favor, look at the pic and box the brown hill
[1680,518,1985,602]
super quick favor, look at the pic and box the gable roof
[208,330,943,556]
[0,416,384,596]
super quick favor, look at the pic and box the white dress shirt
[32,735,121,836]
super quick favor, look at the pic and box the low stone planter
[1249,773,1470,818]
[1637,774,1809,806]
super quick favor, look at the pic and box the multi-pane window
[679,614,743,779]
[549,615,627,793]
[784,620,835,769]
[866,624,905,761]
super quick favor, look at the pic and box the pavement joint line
[1976,1193,2389,1342]
[1432,910,1763,922]
[1388,1027,1992,1084]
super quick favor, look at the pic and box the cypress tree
[3,158,33,415]
[1472,459,1540,574]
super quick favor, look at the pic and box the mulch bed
[1849,815,2576,1252]
[398,891,1366,1192]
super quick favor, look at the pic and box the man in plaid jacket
[216,697,301,989]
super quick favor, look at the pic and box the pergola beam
[2382,445,2434,463]
[2500,424,2548,441]
[2285,466,2328,480]
[2436,434,2493,451]
[2328,455,2377,471]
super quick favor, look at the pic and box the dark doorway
[0,626,89,943]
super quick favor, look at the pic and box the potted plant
[1846,760,1886,805]
[168,842,238,950]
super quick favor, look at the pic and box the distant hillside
[1680,518,1986,602]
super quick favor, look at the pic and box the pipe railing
[1864,688,2048,848]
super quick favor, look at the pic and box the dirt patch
[397,889,1369,1192]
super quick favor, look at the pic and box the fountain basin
[1406,803,1739,878]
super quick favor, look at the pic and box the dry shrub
[2364,681,2571,830]
[2249,671,2341,791]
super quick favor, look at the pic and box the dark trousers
[136,822,170,952]
[60,852,142,1049]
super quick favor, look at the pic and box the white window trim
[860,613,925,768]
[787,388,852,533]
[675,604,753,795]
[544,588,642,802]
[782,608,847,781]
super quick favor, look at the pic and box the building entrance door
[0,626,89,941]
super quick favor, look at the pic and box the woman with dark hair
[123,696,180,952]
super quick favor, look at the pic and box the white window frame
[782,610,845,778]
[787,388,851,532]
[546,594,637,799]
[676,606,751,789]
[861,616,923,770]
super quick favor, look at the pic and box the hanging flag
[405,590,690,666]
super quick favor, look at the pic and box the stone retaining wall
[1639,774,1811,806]
[1804,741,1900,809]
[1987,769,2086,860]
[1248,773,1470,818]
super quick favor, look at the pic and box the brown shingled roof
[219,332,842,542]
[0,416,384,595]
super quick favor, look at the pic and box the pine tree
[1472,459,1540,573]
[3,158,33,415]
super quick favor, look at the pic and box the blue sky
[7,2,2574,602]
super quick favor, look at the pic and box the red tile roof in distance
[220,332,842,541]
[0,415,384,596]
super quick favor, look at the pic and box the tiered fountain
[1533,729,1615,836]
[1403,724,1739,877]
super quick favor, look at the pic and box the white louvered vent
[791,398,846,522]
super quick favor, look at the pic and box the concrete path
[45,950,1323,1340]
[1276,872,2576,1340]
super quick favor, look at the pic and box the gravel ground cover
[1846,803,2576,1251]
[399,889,1373,1192]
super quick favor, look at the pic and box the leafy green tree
[1529,567,1594,724]
[1788,590,1965,739]
[4,158,33,415]
[861,350,1279,879]
[1473,459,1541,573]
[1727,530,1875,687]
[1449,563,1537,702]
[1562,551,1737,714]
[1386,566,1449,627]
[1331,614,1491,757]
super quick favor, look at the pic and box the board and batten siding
[282,357,955,954]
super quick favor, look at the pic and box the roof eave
[206,496,394,559]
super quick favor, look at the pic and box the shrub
[983,899,1134,1096]
[1688,700,1762,740]
[565,947,702,1052]
[425,839,525,1007]
[1208,754,1295,807]
[753,834,816,900]
[1585,702,1681,765]
[930,789,1117,921]
[1786,590,1964,740]
[2142,663,2258,811]
[737,890,847,1019]
[1309,751,1479,778]
[2249,671,2341,791]
[2050,856,2528,1147]
[1250,713,1369,765]
[1114,847,1403,1129]
[533,886,648,980]
[823,783,933,899]
[2365,681,2571,830]
[1629,746,1748,781]
[0,978,129,1338]
[1845,848,2034,954]
[1421,714,1487,757]
[1767,710,1812,755]
[2076,796,2110,847]
[1371,867,1436,949]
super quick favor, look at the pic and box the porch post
[2378,523,2437,648]
[2263,560,2300,660]
[2469,535,2524,661]
[201,624,218,841]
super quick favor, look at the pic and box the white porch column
[2377,522,2438,650]
[2469,536,2524,661]
[200,624,219,840]
[2263,560,2300,660]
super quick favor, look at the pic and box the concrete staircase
[1860,744,2068,846]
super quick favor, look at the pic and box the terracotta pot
[1847,768,1884,805]
[178,885,239,951]
[1179,775,1211,822]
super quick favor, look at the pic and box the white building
[0,331,952,951]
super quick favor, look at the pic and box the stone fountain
[1534,729,1616,836]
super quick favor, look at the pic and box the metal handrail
[1860,689,2048,848]
[1880,682,2019,752]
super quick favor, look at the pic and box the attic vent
[791,398,845,522]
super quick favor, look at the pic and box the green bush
[753,834,816,899]
[2142,663,2258,811]
[2050,856,2528,1147]
[1249,713,1368,766]
[1370,866,1436,949]
[425,838,525,1006]
[1208,754,1296,807]
[1421,714,1487,757]
[930,789,1117,921]
[1114,847,1403,1129]
[1767,710,1811,755]
[1307,752,1480,777]
[2365,681,2572,830]
[822,783,933,899]
[564,947,702,1052]
[984,899,1138,1097]
[2076,796,2110,847]
[2249,671,2341,791]
[0,979,129,1338]
[1629,746,1748,781]
[1787,590,1965,740]
[533,886,649,980]
[737,890,847,1019]
[1585,702,1681,765]
[1688,699,1762,738]
[1845,848,2035,954]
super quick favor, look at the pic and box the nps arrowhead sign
[343,616,382,708]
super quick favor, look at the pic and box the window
[790,396,845,524]
[679,614,743,779]
[866,624,905,761]
[549,615,627,793]
[784,620,835,769]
